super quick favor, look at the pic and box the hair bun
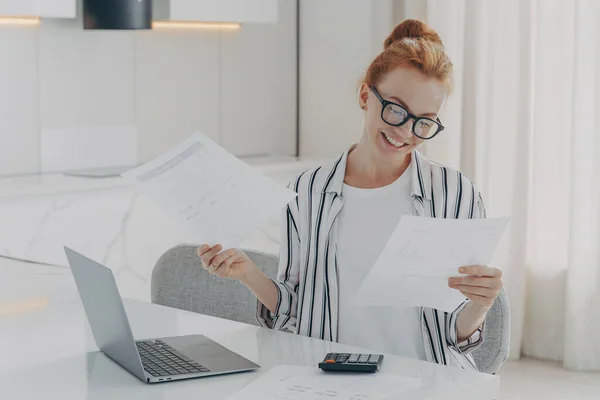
[384,19,443,49]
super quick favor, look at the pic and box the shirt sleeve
[445,301,486,354]
[445,188,487,353]
[256,180,302,333]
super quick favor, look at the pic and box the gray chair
[151,245,278,326]
[472,287,510,374]
[151,245,510,373]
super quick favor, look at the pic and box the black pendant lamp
[83,0,152,30]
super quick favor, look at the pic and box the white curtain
[397,0,600,370]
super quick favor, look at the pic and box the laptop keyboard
[136,339,210,377]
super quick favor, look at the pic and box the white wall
[0,0,297,176]
[299,0,395,159]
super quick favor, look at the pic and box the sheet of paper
[352,216,510,312]
[121,132,297,249]
[226,365,424,400]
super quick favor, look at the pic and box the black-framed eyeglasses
[369,85,444,140]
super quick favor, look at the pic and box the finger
[197,244,221,258]
[215,255,237,278]
[206,264,217,275]
[458,265,502,277]
[197,244,211,257]
[209,248,238,270]
[199,245,222,266]
[459,291,494,307]
[448,276,498,288]
[451,284,495,298]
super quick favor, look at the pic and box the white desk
[0,261,499,399]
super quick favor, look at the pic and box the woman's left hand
[448,265,503,311]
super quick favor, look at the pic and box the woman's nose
[394,123,413,141]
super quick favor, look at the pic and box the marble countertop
[0,173,126,199]
[0,157,323,199]
[0,158,326,302]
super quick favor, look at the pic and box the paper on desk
[121,133,297,249]
[353,216,510,312]
[226,365,423,400]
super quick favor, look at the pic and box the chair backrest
[151,245,278,326]
[151,245,509,373]
[471,287,510,374]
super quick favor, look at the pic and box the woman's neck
[345,140,412,189]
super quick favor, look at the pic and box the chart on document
[122,133,297,249]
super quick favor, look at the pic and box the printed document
[352,216,510,312]
[225,365,423,400]
[122,133,297,249]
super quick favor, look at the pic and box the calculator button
[368,355,380,364]
[325,359,336,364]
[347,354,360,363]
[357,354,369,363]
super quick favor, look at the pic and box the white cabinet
[0,0,76,18]
[0,0,276,23]
[36,0,75,18]
[153,0,278,24]
[0,0,31,16]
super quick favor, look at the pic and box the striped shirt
[257,148,487,370]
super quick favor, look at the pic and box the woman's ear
[358,83,369,110]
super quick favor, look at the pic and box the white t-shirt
[336,165,427,361]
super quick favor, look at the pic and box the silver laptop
[64,247,260,384]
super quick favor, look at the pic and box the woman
[197,19,504,370]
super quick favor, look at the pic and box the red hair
[364,19,454,92]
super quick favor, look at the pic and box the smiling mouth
[381,131,409,149]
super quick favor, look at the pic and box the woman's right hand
[198,244,280,314]
[197,244,256,281]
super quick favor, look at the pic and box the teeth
[383,132,405,148]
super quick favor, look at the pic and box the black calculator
[318,353,384,373]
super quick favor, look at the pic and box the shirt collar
[323,145,432,201]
